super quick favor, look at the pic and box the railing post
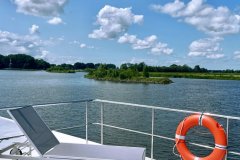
[225,118,229,160]
[101,102,104,144]
[85,102,88,144]
[29,146,32,156]
[151,108,154,160]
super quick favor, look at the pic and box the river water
[0,70,240,159]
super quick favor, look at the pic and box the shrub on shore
[85,64,173,84]
[47,66,75,73]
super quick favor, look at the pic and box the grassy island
[47,66,75,73]
[85,64,173,84]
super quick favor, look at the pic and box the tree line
[120,62,240,73]
[0,54,117,70]
[0,54,50,70]
[0,54,239,73]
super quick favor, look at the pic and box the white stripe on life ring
[175,134,185,140]
[198,114,204,126]
[215,144,227,150]
[194,157,199,160]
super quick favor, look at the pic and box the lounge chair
[5,106,145,160]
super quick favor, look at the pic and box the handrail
[1,99,240,159]
[0,99,94,111]
[93,99,240,159]
[1,99,240,120]
[92,123,240,156]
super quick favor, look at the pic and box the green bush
[119,72,128,79]
[107,69,119,78]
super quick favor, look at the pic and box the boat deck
[0,117,151,160]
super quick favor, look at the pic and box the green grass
[47,69,75,73]
[149,72,240,80]
[85,75,173,84]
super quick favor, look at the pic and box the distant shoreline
[1,68,41,71]
[1,69,240,81]
[150,72,240,81]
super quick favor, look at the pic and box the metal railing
[92,99,240,160]
[1,99,240,160]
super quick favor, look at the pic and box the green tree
[94,64,107,78]
[143,65,149,78]
[119,68,139,79]
[106,64,116,69]
[86,63,95,69]
[35,59,50,70]
[120,63,128,70]
[169,64,178,72]
[7,54,36,69]
[0,54,5,69]
[194,65,201,72]
[94,63,101,69]
[137,62,145,72]
[74,62,86,69]
[60,63,74,70]
[182,64,192,72]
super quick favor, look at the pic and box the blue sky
[0,0,240,69]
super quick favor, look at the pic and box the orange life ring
[175,114,227,160]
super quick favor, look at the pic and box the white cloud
[0,30,49,58]
[151,0,185,17]
[29,24,39,34]
[118,33,173,55]
[118,34,137,44]
[234,51,240,59]
[58,36,64,41]
[80,43,86,48]
[69,40,80,45]
[89,5,143,39]
[35,50,49,60]
[47,17,63,25]
[13,0,68,17]
[188,37,224,59]
[132,35,157,50]
[180,0,203,16]
[28,44,34,48]
[151,0,240,36]
[79,43,94,49]
[151,42,173,55]
[69,41,94,49]
[206,54,224,59]
[72,40,80,44]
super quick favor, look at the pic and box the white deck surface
[0,117,152,160]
